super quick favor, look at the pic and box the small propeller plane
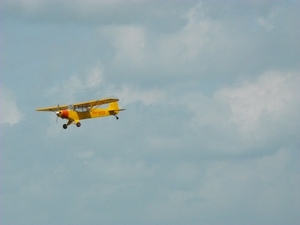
[36,98,125,129]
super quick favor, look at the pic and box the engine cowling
[60,110,69,119]
[56,110,69,119]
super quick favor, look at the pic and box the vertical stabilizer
[107,102,119,111]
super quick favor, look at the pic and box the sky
[1,0,300,224]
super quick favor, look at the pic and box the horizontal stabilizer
[108,109,126,112]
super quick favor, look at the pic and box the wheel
[63,124,68,129]
[76,122,81,127]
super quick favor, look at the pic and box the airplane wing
[72,98,119,108]
[36,104,69,112]
[36,98,119,112]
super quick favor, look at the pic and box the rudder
[107,102,119,111]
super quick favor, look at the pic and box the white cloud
[148,69,300,156]
[85,157,157,183]
[84,67,103,88]
[45,66,104,102]
[46,63,165,107]
[158,20,222,63]
[192,149,299,225]
[0,86,23,126]
[257,7,278,31]
[103,84,165,106]
[3,1,300,225]
[137,148,299,224]
[102,25,147,66]
[216,70,300,134]
[158,5,223,64]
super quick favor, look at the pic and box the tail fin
[107,102,119,111]
[107,102,125,119]
[107,101,125,115]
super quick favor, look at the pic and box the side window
[75,106,89,112]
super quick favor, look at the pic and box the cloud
[45,66,103,102]
[45,62,166,107]
[104,84,165,106]
[42,35,299,157]
[2,0,192,31]
[102,25,147,67]
[257,7,278,31]
[94,1,299,90]
[196,148,299,223]
[142,69,300,156]
[94,3,231,87]
[216,70,300,134]
[0,86,23,126]
[2,1,300,225]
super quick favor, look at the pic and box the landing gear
[114,115,119,120]
[62,122,81,129]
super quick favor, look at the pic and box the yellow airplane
[36,98,125,129]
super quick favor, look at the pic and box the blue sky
[1,1,300,225]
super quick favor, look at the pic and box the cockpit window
[74,106,89,112]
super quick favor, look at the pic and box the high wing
[72,98,119,108]
[36,104,69,112]
[36,98,119,112]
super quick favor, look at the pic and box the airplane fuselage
[59,108,118,121]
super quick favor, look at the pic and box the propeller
[55,104,60,123]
